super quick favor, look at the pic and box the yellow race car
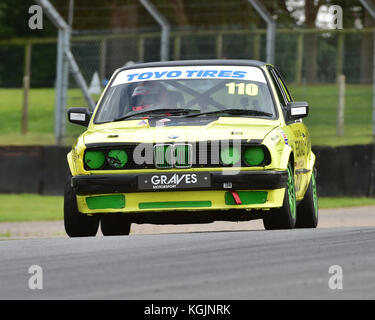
[65,60,318,237]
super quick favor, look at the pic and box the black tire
[101,213,131,236]
[263,162,297,230]
[64,172,100,237]
[296,170,318,228]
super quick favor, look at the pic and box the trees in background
[0,0,373,86]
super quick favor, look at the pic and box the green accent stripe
[287,164,296,219]
[225,191,268,205]
[279,77,291,101]
[312,172,318,218]
[86,195,125,210]
[139,201,212,209]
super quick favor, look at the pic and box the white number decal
[226,82,258,96]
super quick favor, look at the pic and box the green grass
[290,84,373,146]
[0,88,95,145]
[0,84,373,146]
[0,194,375,223]
[318,197,375,209]
[0,194,63,222]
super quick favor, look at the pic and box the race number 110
[226,82,258,96]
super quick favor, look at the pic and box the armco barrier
[0,145,374,197]
[313,145,374,197]
[0,146,70,195]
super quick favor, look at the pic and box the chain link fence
[0,27,373,145]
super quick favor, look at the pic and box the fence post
[139,0,170,61]
[216,34,223,59]
[99,39,107,81]
[35,0,96,145]
[22,42,32,135]
[174,35,181,60]
[65,49,95,111]
[295,33,303,85]
[337,74,345,136]
[336,32,344,80]
[253,32,260,60]
[137,36,144,62]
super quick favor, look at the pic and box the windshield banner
[111,66,267,87]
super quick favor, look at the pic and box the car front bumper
[73,170,288,216]
[72,170,288,195]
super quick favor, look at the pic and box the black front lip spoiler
[72,170,288,195]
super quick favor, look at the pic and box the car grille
[153,143,193,169]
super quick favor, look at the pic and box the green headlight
[84,150,105,169]
[107,149,128,168]
[220,146,241,165]
[244,146,265,166]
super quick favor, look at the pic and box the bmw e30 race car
[65,59,318,237]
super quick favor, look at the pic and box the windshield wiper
[113,108,199,122]
[185,109,273,118]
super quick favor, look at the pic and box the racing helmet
[130,81,167,111]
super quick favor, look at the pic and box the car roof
[118,59,268,72]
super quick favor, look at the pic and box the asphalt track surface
[1,227,375,299]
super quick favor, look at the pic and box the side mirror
[67,107,92,127]
[286,101,309,121]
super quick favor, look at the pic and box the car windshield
[94,65,277,123]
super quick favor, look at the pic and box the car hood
[83,117,281,145]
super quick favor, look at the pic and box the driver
[130,81,168,112]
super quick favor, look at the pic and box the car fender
[279,144,294,170]
[306,150,316,182]
[67,151,76,176]
[67,135,86,176]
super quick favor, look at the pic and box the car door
[267,66,310,199]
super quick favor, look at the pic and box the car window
[267,67,288,107]
[94,66,277,123]
[273,68,293,103]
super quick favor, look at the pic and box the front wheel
[296,170,318,228]
[64,172,100,237]
[263,162,297,230]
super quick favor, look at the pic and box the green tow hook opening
[86,195,125,210]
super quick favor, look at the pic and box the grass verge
[0,88,96,146]
[0,194,63,222]
[318,197,375,209]
[1,194,375,223]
